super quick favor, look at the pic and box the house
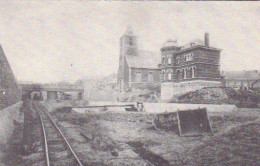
[160,33,222,101]
[223,70,260,90]
[117,27,161,91]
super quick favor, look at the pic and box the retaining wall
[0,102,23,145]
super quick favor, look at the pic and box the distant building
[160,33,222,101]
[117,27,161,91]
[223,70,260,90]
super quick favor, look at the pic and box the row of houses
[117,27,260,101]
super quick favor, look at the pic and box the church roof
[223,70,260,80]
[125,50,160,69]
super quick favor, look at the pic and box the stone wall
[161,80,221,101]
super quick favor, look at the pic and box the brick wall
[130,68,160,84]
[0,45,21,109]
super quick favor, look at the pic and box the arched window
[168,57,172,64]
[176,70,181,81]
[176,57,180,64]
[168,73,172,80]
[192,66,197,78]
[129,38,133,46]
[183,68,187,79]
[136,72,142,82]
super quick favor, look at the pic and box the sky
[0,1,259,83]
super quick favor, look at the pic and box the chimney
[205,33,209,47]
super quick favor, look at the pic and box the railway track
[32,102,83,166]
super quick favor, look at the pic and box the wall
[161,80,221,101]
[0,102,23,145]
[0,45,21,108]
[130,68,160,85]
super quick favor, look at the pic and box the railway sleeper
[49,150,73,160]
[48,144,67,152]
[51,158,79,166]
[47,138,64,144]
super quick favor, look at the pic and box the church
[117,27,161,91]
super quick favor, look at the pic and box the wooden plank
[71,104,135,108]
[176,109,182,136]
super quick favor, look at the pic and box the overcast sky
[0,1,259,83]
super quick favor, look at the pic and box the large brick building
[160,33,222,101]
[117,27,161,91]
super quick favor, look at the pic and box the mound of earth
[120,84,160,103]
[170,87,259,108]
[182,119,260,166]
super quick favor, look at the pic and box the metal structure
[32,102,83,166]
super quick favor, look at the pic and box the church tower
[117,26,138,92]
[120,26,138,56]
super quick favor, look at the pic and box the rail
[33,102,83,166]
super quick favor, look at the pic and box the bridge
[20,84,84,100]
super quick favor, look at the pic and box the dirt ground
[43,101,260,166]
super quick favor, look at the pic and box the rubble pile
[120,84,160,103]
[171,87,259,108]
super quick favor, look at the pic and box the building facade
[117,27,161,91]
[223,70,260,90]
[160,33,222,101]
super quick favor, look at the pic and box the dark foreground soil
[44,101,260,166]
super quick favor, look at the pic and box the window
[148,72,153,82]
[162,57,165,64]
[176,57,180,64]
[168,57,171,64]
[129,38,133,46]
[161,70,165,81]
[183,68,187,79]
[176,70,181,81]
[168,73,172,80]
[185,53,193,61]
[136,72,142,82]
[192,66,196,78]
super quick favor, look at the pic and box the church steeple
[125,26,134,36]
[120,26,138,56]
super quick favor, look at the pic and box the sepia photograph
[0,1,259,166]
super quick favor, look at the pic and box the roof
[162,39,178,47]
[181,38,205,49]
[223,70,260,80]
[125,50,160,69]
[174,38,221,54]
